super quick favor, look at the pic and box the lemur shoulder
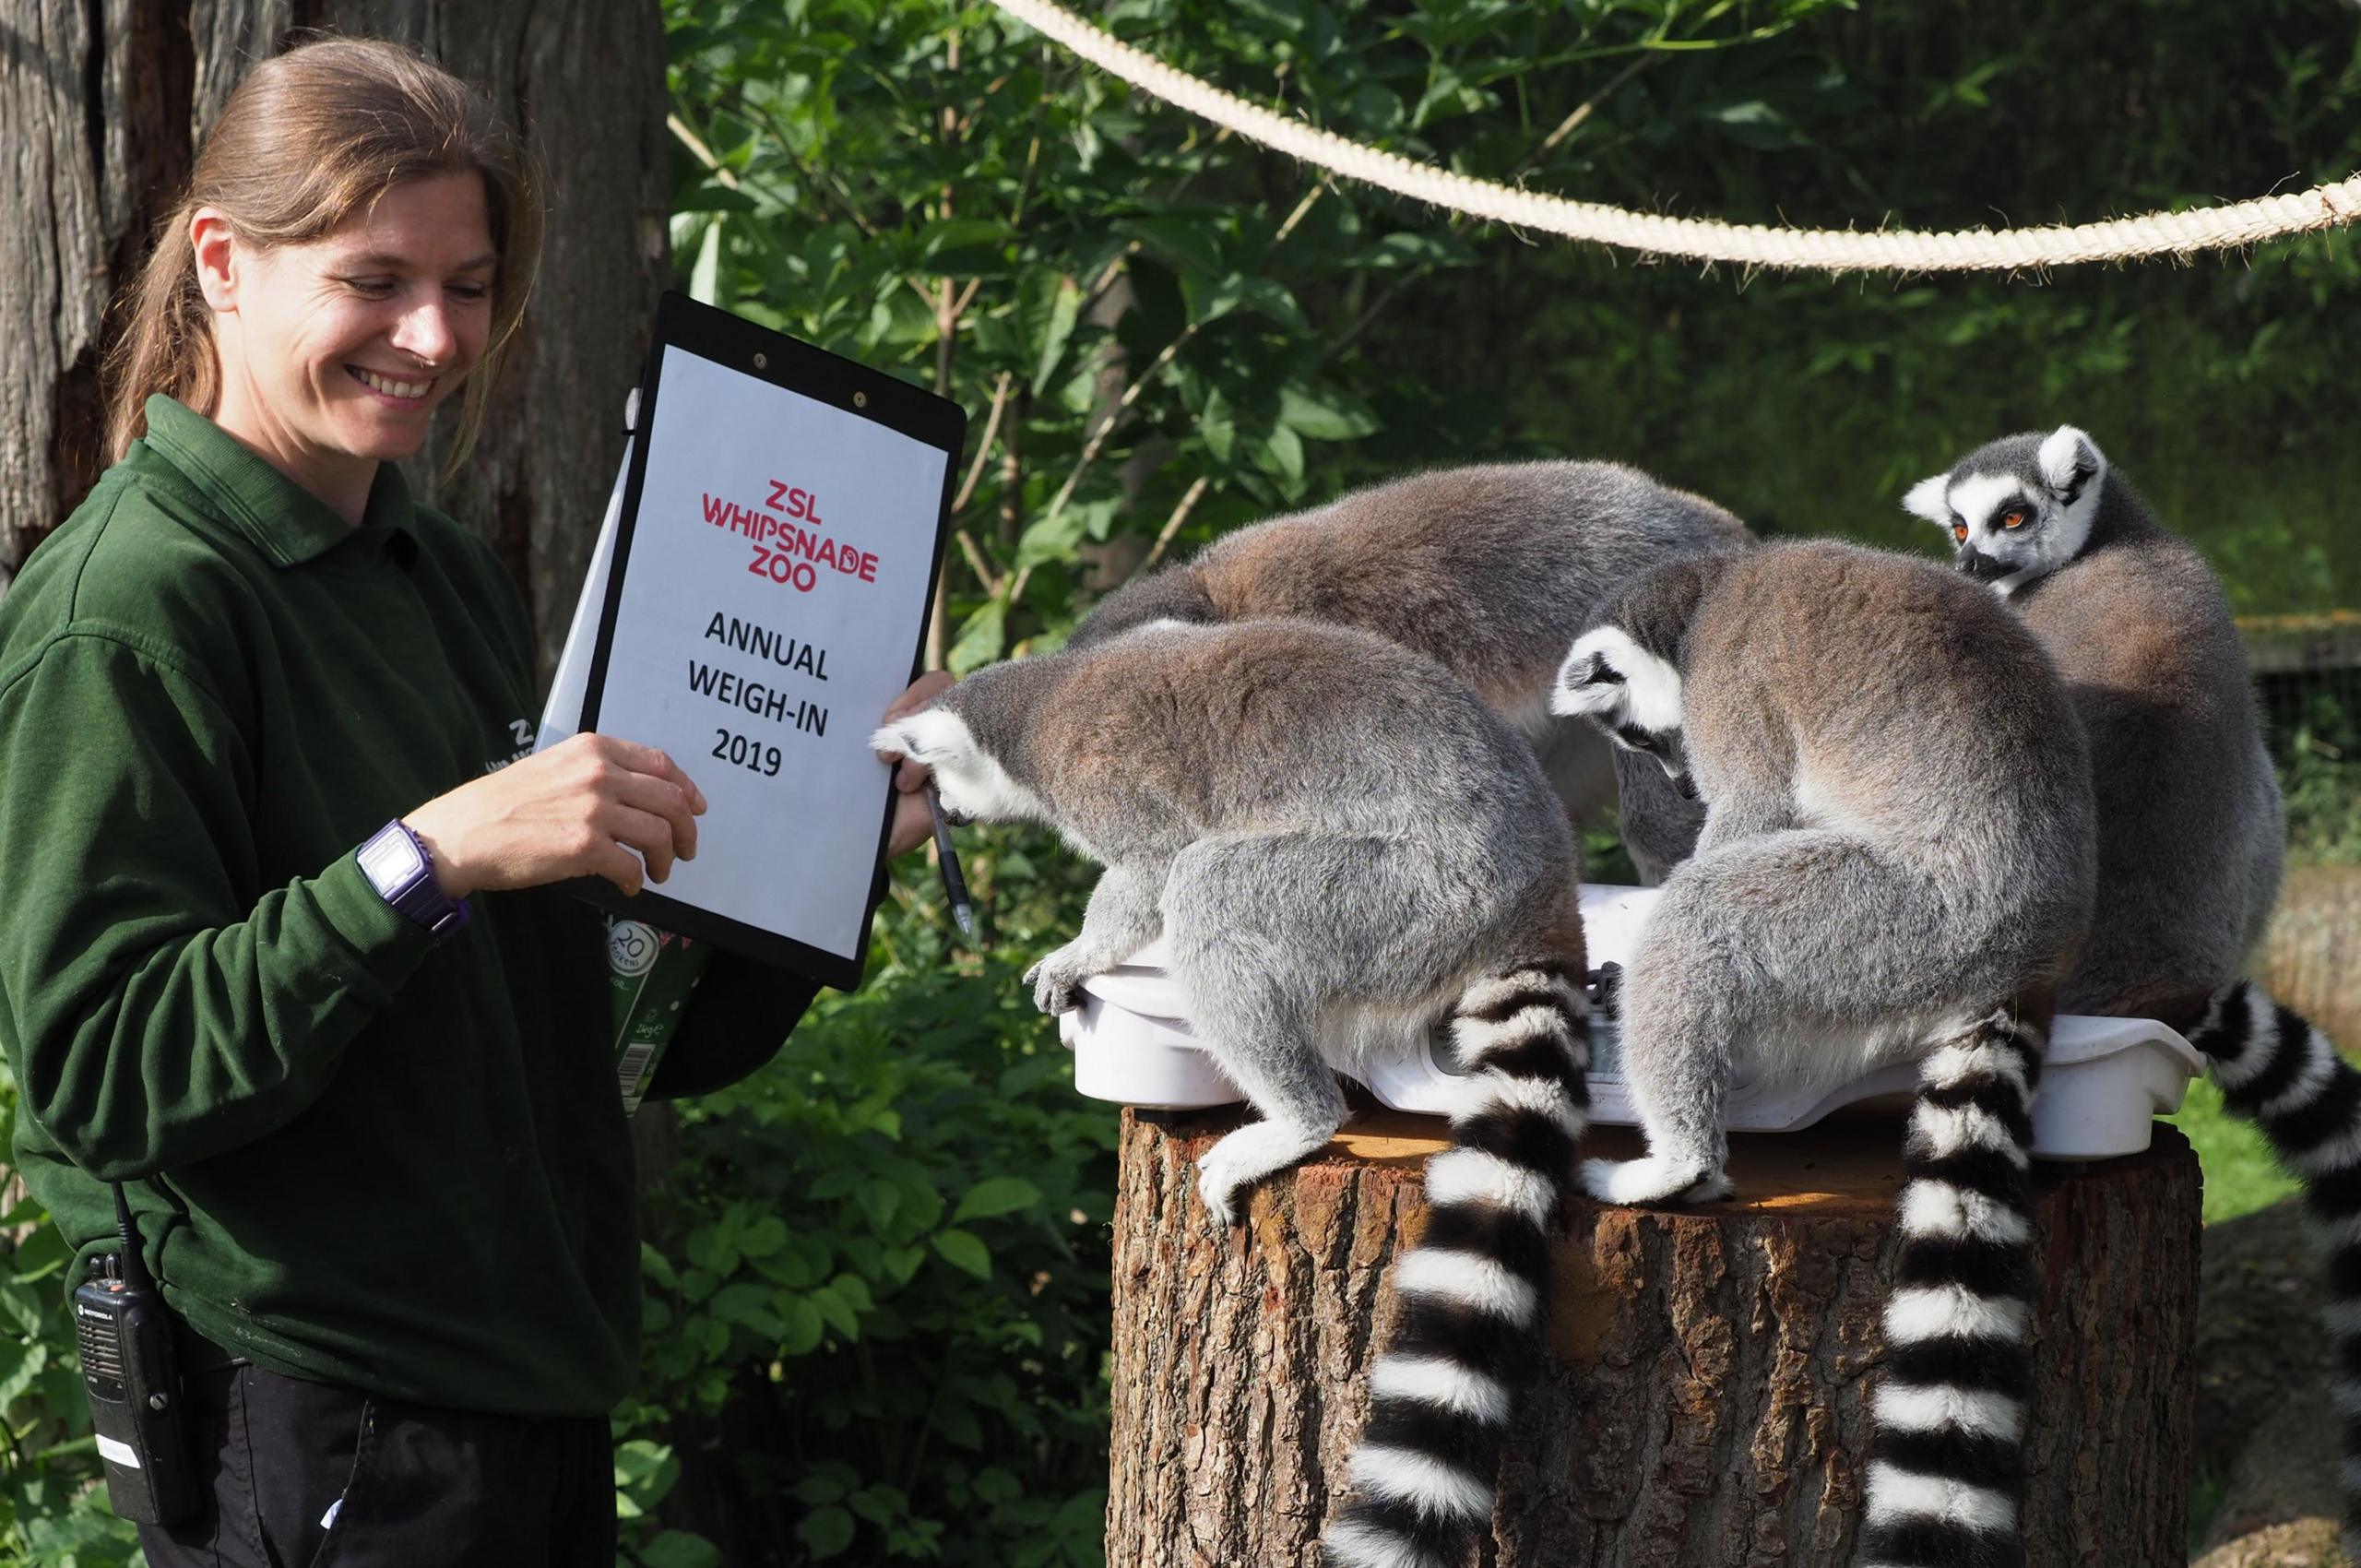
[873,619,1596,1568]
[1072,460,1753,881]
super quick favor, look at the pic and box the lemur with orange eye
[1908,425,2361,1563]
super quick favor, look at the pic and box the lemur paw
[1580,1156,1731,1206]
[1024,943,1100,1016]
[1195,1122,1334,1227]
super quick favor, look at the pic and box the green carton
[607,918,715,1116]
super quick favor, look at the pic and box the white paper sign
[543,312,957,986]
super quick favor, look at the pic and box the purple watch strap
[359,820,471,941]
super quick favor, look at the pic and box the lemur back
[1911,427,2361,1562]
[1906,425,2283,1019]
[1553,540,2096,1568]
[873,622,1596,1566]
[1071,460,1754,880]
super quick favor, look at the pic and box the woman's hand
[881,671,955,858]
[403,732,705,898]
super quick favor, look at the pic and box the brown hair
[101,36,544,473]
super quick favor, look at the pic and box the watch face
[359,827,426,893]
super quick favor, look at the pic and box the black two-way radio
[73,1185,197,1524]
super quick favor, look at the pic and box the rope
[988,0,2361,273]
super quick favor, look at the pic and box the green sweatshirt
[0,395,735,1416]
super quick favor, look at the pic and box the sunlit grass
[2165,1075,2303,1227]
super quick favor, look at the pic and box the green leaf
[689,215,723,305]
[1111,216,1224,277]
[855,1178,902,1231]
[795,1472,849,1507]
[1259,423,1306,487]
[710,1282,787,1338]
[1032,278,1086,397]
[1699,100,1809,151]
[1014,507,1089,573]
[1183,273,1311,333]
[810,1283,862,1340]
[639,1531,722,1568]
[1354,231,1474,270]
[799,1507,858,1561]
[828,1272,874,1313]
[683,1225,738,1277]
[613,1439,670,1479]
[737,1216,788,1258]
[916,217,1017,276]
[931,1228,992,1279]
[639,1242,680,1292]
[947,599,1007,675]
[953,1176,1043,1223]
[1277,385,1381,441]
[1200,386,1237,464]
[779,1294,826,1356]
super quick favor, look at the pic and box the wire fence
[2247,615,2361,863]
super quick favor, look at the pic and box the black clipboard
[573,291,966,991]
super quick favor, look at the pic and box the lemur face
[1549,626,1694,797]
[868,707,1047,826]
[1904,424,2106,597]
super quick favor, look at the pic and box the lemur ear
[1552,626,1681,731]
[1902,472,1953,527]
[869,707,970,766]
[2037,425,2104,502]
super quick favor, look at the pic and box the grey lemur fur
[1069,460,1754,883]
[1911,426,2361,1562]
[1904,424,2283,1019]
[1553,540,2096,1568]
[872,620,1593,1567]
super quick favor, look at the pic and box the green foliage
[1374,6,2361,612]
[2274,683,2361,865]
[621,834,1113,1566]
[663,0,1853,668]
[0,1070,142,1568]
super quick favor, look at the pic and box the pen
[924,782,979,942]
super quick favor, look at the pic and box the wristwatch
[356,820,471,941]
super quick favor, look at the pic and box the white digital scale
[1057,885,2204,1161]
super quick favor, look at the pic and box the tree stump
[1108,1104,2200,1567]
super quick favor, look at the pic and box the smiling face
[1904,425,2106,597]
[195,172,498,515]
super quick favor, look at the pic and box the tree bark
[0,0,670,683]
[1109,1107,2199,1567]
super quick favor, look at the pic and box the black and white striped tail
[2188,980,2361,1564]
[1322,963,1590,1568]
[1858,1010,2046,1568]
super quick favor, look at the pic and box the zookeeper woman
[0,35,946,1567]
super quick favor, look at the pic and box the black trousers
[137,1360,614,1568]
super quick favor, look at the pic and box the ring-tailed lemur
[872,620,1591,1568]
[1910,426,2358,1561]
[1069,460,1754,882]
[1552,540,2096,1568]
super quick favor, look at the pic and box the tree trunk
[0,0,670,684]
[1109,1107,2200,1567]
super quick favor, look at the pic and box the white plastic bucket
[1059,885,2204,1161]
